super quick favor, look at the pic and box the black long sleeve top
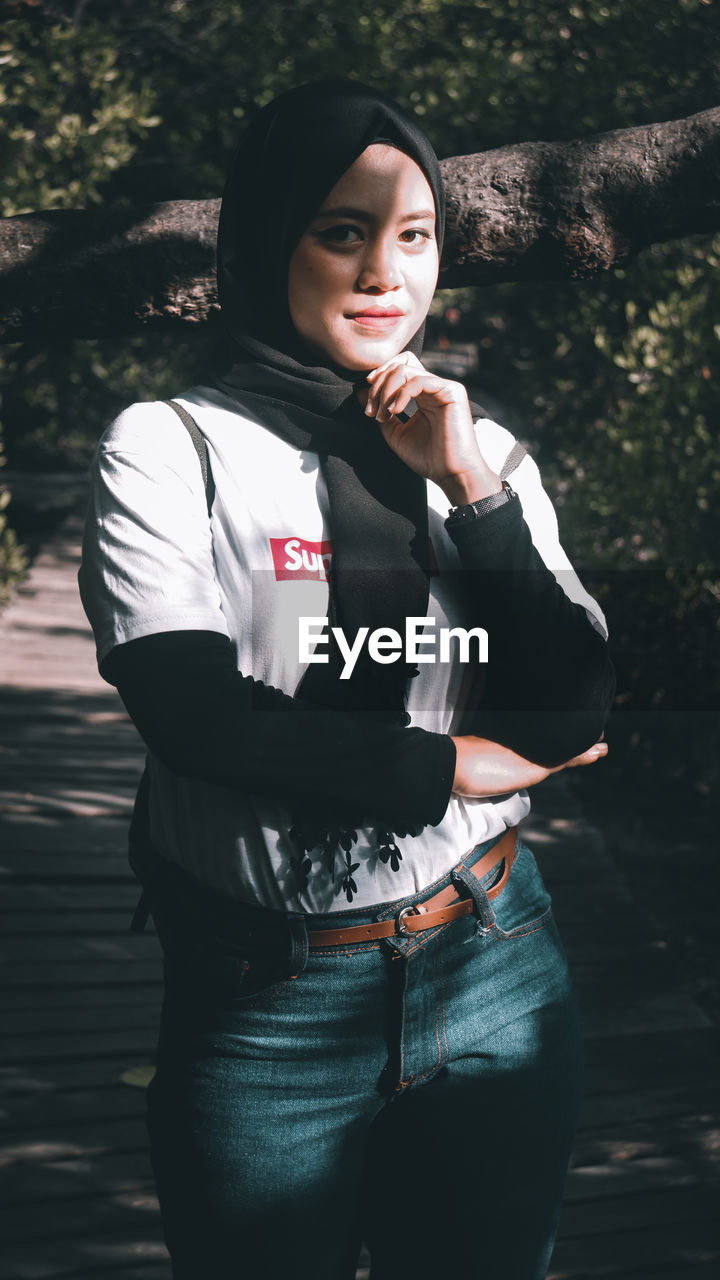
[103,494,614,832]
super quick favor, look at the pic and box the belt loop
[287,912,309,978]
[451,830,515,934]
[451,863,493,935]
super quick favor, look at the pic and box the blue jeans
[146,833,583,1279]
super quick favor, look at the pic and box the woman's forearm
[446,496,615,764]
[451,733,608,796]
[103,629,456,831]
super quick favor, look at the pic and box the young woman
[80,82,614,1280]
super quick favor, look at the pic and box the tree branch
[440,105,720,287]
[1,107,718,341]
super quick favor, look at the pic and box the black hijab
[212,81,446,896]
[215,79,445,409]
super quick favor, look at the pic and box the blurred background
[1,0,719,1008]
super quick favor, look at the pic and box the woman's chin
[298,328,414,375]
[336,338,408,373]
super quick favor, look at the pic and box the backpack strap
[499,440,528,481]
[166,399,216,515]
[129,400,215,934]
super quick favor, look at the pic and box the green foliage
[0,9,163,593]
[0,328,219,471]
[0,443,28,606]
[4,0,716,208]
[571,237,720,581]
[0,16,160,217]
[452,234,720,578]
[433,230,720,743]
[0,501,28,606]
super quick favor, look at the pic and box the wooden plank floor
[1,512,718,1278]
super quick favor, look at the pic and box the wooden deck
[1,512,718,1278]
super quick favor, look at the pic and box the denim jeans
[146,832,583,1280]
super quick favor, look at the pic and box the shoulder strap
[165,399,216,515]
[499,440,528,481]
[131,403,215,932]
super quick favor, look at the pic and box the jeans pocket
[485,841,553,939]
[170,933,294,1011]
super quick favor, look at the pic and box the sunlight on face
[288,144,439,372]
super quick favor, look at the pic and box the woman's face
[288,144,439,372]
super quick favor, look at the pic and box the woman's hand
[450,735,608,798]
[364,351,502,506]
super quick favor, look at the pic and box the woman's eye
[400,228,432,246]
[319,224,363,244]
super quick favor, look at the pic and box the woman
[80,82,614,1280]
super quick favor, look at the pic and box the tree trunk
[1,107,718,341]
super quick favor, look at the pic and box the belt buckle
[396,904,427,936]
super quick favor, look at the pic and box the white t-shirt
[79,385,607,912]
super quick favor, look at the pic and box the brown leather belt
[306,826,517,947]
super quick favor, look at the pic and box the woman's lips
[347,309,405,330]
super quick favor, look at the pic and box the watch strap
[445,482,516,528]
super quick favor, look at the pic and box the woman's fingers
[364,350,491,501]
[366,351,424,382]
[365,359,418,418]
[450,735,608,798]
[366,368,454,421]
[364,364,412,417]
[563,742,609,769]
[365,352,453,420]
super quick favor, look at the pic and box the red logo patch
[270,537,333,582]
[270,537,439,581]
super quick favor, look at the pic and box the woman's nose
[357,241,402,291]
